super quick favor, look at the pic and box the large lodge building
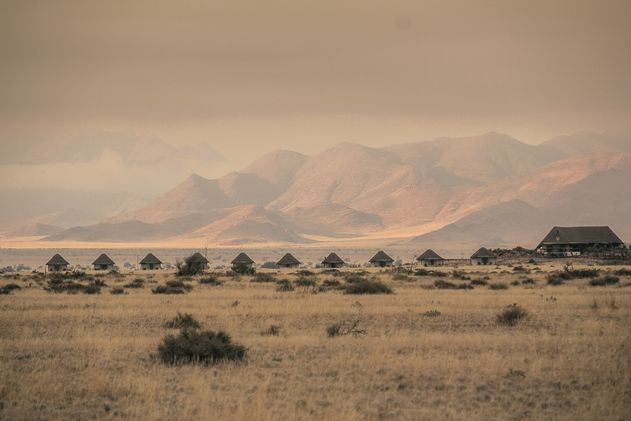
[536,226,625,257]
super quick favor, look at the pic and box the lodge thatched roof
[417,249,443,261]
[369,250,394,263]
[93,253,115,266]
[277,253,301,266]
[46,254,69,266]
[189,252,209,264]
[139,253,161,265]
[538,226,623,247]
[231,252,254,265]
[471,247,495,259]
[322,252,344,264]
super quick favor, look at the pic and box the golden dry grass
[1,265,630,420]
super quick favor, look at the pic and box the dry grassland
[1,264,630,420]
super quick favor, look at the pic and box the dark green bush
[251,272,276,283]
[164,312,201,329]
[318,279,343,292]
[83,284,101,294]
[496,304,528,327]
[470,278,488,286]
[124,278,145,288]
[589,276,620,287]
[110,287,125,295]
[344,278,392,295]
[0,283,21,294]
[546,275,565,286]
[275,279,294,292]
[158,329,246,365]
[199,276,222,285]
[613,268,631,276]
[434,280,473,290]
[295,277,316,287]
[489,282,509,290]
[152,280,192,294]
[176,255,207,277]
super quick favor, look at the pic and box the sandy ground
[1,264,630,420]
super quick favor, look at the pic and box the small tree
[176,255,206,276]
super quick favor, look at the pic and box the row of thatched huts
[44,248,499,273]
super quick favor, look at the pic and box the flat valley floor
[1,264,630,420]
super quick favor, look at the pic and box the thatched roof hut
[93,253,115,270]
[46,254,69,272]
[139,253,162,270]
[277,253,301,268]
[470,248,496,265]
[537,226,624,256]
[369,250,394,267]
[322,252,345,268]
[416,249,444,266]
[231,252,255,268]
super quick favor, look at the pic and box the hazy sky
[1,0,631,167]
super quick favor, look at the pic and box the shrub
[164,312,201,329]
[110,287,125,295]
[296,270,315,277]
[231,264,255,275]
[252,272,276,283]
[124,278,145,288]
[275,279,294,292]
[589,276,620,287]
[489,282,509,290]
[83,284,101,294]
[414,268,431,276]
[434,280,473,290]
[520,277,536,285]
[496,304,528,327]
[613,268,631,277]
[470,278,488,286]
[343,274,370,284]
[0,283,21,294]
[199,276,222,286]
[546,275,565,286]
[295,277,316,287]
[260,324,282,336]
[152,280,192,294]
[343,278,392,295]
[158,329,246,365]
[176,255,207,277]
[326,319,366,337]
[45,277,85,294]
[318,278,343,292]
[512,265,530,273]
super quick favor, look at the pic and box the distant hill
[39,131,631,247]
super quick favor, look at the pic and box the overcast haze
[1,0,631,185]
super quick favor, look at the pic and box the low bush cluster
[275,279,294,292]
[489,282,509,290]
[589,275,620,287]
[158,328,246,365]
[434,280,473,290]
[343,278,392,295]
[496,304,528,327]
[45,277,102,294]
[295,277,316,287]
[199,276,222,286]
[152,280,193,294]
[251,272,276,283]
[124,278,145,289]
[110,287,126,295]
[0,283,21,295]
[318,279,343,292]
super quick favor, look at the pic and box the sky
[1,0,631,181]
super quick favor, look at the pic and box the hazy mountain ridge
[28,131,631,247]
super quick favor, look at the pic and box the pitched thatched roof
[538,226,623,247]
[417,249,443,261]
[231,252,254,265]
[46,254,69,266]
[139,253,162,265]
[92,253,115,265]
[277,253,301,266]
[189,252,209,264]
[369,250,394,263]
[471,247,495,259]
[322,252,344,264]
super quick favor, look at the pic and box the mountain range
[8,131,631,251]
